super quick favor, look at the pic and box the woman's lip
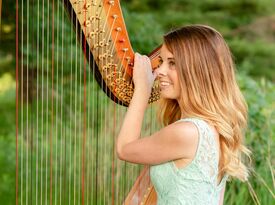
[159,83,172,91]
[160,82,171,86]
[159,81,172,86]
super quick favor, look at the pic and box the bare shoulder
[163,120,199,142]
[158,120,199,158]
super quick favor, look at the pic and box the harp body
[124,167,157,205]
[16,0,159,204]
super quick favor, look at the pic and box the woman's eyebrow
[158,56,174,60]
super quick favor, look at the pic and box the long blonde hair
[158,25,251,182]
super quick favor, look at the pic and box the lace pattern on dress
[150,118,228,205]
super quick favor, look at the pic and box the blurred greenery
[0,0,274,204]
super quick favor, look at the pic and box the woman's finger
[153,70,159,80]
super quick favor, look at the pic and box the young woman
[116,25,251,205]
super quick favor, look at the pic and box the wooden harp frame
[63,0,161,106]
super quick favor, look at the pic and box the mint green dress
[150,118,228,205]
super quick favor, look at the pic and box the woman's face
[156,44,181,100]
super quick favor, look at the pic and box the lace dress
[150,118,228,205]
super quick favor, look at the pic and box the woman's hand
[132,53,158,97]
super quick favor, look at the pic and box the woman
[116,25,251,205]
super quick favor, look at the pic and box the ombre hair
[158,25,251,182]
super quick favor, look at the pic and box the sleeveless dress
[150,118,228,205]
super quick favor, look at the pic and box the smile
[160,80,173,85]
[160,82,171,86]
[159,81,173,90]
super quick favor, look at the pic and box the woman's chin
[160,91,174,100]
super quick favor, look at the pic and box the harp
[16,0,159,204]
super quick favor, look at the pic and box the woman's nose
[156,64,167,77]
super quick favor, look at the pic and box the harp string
[104,3,113,201]
[73,31,76,201]
[103,2,109,204]
[86,20,91,205]
[88,4,92,202]
[54,1,58,204]
[102,24,107,205]
[79,8,82,202]
[21,0,26,202]
[33,0,39,204]
[60,0,65,203]
[80,3,83,202]
[20,0,23,203]
[73,1,77,203]
[102,7,111,201]
[32,0,36,202]
[92,11,97,203]
[50,0,55,204]
[41,0,44,201]
[82,0,87,202]
[26,0,30,204]
[68,1,73,203]
[46,0,50,202]
[16,0,19,203]
[35,0,40,204]
[91,3,97,203]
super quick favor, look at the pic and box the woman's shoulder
[161,118,200,159]
[167,118,200,142]
[175,117,218,137]
[173,117,220,154]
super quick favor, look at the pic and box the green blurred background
[0,0,274,204]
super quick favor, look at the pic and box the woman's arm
[116,86,148,154]
[116,53,154,155]
[116,53,199,165]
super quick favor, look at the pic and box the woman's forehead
[160,44,174,58]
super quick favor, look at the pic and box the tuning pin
[99,40,105,47]
[119,38,126,43]
[112,14,118,19]
[115,27,122,32]
[83,3,91,10]
[91,0,97,6]
[122,48,129,52]
[108,0,115,6]
[83,20,91,27]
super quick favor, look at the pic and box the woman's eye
[169,61,175,66]
[158,59,163,65]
